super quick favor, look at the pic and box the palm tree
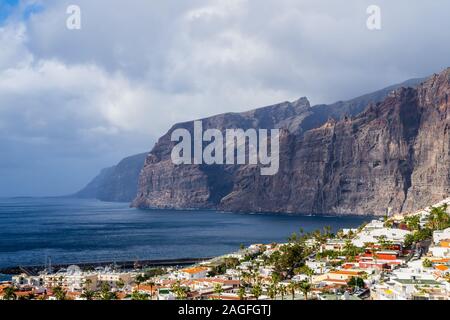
[213,283,223,300]
[427,205,450,230]
[26,293,36,300]
[287,282,297,300]
[238,287,246,300]
[268,283,278,300]
[323,226,332,239]
[80,290,96,300]
[298,281,311,300]
[172,281,188,300]
[251,283,262,300]
[147,281,156,299]
[84,278,92,288]
[135,274,146,291]
[278,284,287,300]
[404,215,421,231]
[271,272,281,285]
[116,279,125,291]
[97,282,117,300]
[2,286,17,300]
[52,286,67,300]
[131,290,149,300]
[241,271,251,287]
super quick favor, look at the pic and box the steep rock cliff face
[132,71,449,215]
[401,72,450,211]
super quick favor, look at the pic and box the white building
[305,260,327,274]
[12,274,44,288]
[433,228,450,244]
[429,244,450,258]
[371,277,447,300]
[352,227,411,248]
[24,266,136,292]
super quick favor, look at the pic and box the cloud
[0,0,450,196]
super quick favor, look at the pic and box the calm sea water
[0,197,371,269]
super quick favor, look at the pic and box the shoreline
[1,196,380,218]
[0,257,213,276]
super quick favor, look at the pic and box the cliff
[76,153,147,202]
[131,70,448,215]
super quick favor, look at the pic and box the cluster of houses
[0,266,137,300]
[370,227,450,300]
[1,200,450,300]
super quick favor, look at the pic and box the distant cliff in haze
[75,153,147,202]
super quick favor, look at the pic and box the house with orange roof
[434,264,450,277]
[313,270,366,286]
[357,256,388,270]
[135,284,158,296]
[430,257,450,264]
[178,266,210,280]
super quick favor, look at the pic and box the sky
[0,0,449,197]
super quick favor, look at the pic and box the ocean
[0,197,371,269]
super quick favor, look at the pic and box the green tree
[52,286,67,300]
[131,291,149,300]
[224,257,240,269]
[145,268,166,278]
[271,272,282,284]
[422,259,433,268]
[172,281,189,300]
[251,283,262,300]
[116,279,125,291]
[287,282,297,300]
[377,235,393,250]
[97,282,117,300]
[404,215,421,231]
[347,277,365,289]
[135,274,146,290]
[2,286,17,300]
[294,265,315,285]
[342,241,364,262]
[278,284,287,300]
[405,228,433,247]
[298,281,311,300]
[147,281,155,299]
[427,205,450,231]
[237,287,246,300]
[84,278,92,288]
[273,243,306,277]
[267,283,278,300]
[80,290,96,300]
[213,283,223,300]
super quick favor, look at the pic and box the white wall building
[433,228,450,244]
[352,227,411,248]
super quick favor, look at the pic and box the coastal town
[1,199,450,301]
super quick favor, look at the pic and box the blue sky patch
[0,0,19,23]
[0,0,44,24]
[22,2,44,19]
